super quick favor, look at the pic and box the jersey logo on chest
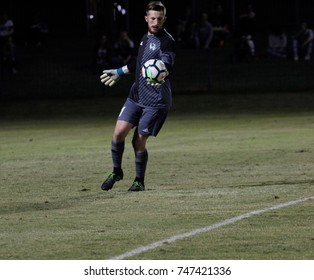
[149,42,157,51]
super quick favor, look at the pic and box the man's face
[145,10,166,34]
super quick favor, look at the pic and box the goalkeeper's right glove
[100,69,120,87]
[100,66,129,87]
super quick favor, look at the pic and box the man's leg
[304,41,313,60]
[128,131,148,191]
[101,120,132,191]
[293,39,299,61]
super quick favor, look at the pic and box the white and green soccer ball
[142,59,167,84]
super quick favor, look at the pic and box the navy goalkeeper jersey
[127,29,176,109]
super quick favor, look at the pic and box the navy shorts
[118,98,168,137]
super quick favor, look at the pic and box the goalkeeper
[99,1,176,191]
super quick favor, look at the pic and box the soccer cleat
[101,172,123,191]
[128,180,145,192]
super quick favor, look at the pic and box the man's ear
[145,15,148,22]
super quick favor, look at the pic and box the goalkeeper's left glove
[146,79,165,88]
[146,69,168,88]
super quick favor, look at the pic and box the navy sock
[111,140,124,170]
[135,150,148,181]
[113,167,123,176]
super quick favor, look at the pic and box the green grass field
[0,92,313,260]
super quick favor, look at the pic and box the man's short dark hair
[146,1,166,16]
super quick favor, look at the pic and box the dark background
[1,0,314,100]
[2,0,314,41]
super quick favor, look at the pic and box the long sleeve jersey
[127,28,176,109]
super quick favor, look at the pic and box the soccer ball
[142,59,167,83]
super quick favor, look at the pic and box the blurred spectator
[266,25,287,58]
[28,14,49,47]
[111,30,135,67]
[94,34,110,74]
[238,4,256,56]
[176,7,193,47]
[191,12,213,49]
[210,4,230,47]
[292,21,313,61]
[0,12,17,74]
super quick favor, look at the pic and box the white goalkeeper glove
[146,70,168,88]
[100,66,129,87]
[146,79,165,88]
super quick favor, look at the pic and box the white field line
[109,196,314,260]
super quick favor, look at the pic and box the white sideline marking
[109,196,314,260]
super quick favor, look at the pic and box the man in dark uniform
[100,1,176,191]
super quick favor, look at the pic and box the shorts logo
[149,43,156,51]
[142,128,150,134]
